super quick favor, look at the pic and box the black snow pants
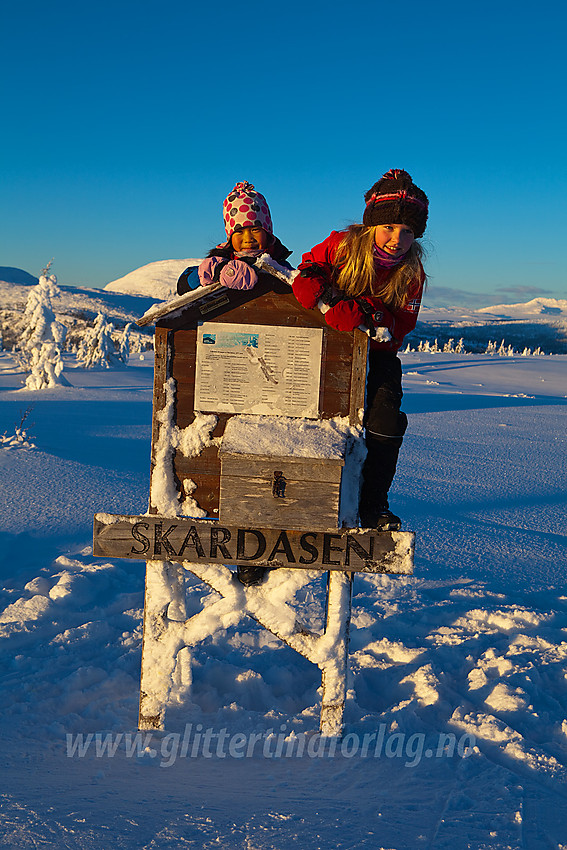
[359,351,407,524]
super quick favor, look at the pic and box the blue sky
[2,0,566,306]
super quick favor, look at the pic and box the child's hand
[324,299,364,332]
[292,274,325,309]
[199,257,258,290]
[221,259,258,289]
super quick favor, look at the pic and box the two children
[185,169,429,542]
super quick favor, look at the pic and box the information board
[194,322,323,418]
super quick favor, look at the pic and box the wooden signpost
[94,514,414,573]
[93,266,415,737]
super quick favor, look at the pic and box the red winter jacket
[293,230,424,352]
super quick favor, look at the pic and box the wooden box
[219,452,344,531]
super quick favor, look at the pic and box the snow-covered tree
[496,341,515,357]
[25,342,70,390]
[119,323,131,364]
[77,312,129,368]
[17,264,68,390]
[20,271,66,352]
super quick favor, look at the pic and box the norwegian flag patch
[406,297,421,313]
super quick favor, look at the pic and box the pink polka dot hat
[222,181,273,240]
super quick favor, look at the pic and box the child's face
[231,226,271,253]
[374,224,415,258]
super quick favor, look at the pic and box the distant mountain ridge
[416,297,567,353]
[2,264,566,352]
[0,266,39,286]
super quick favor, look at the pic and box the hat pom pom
[382,168,412,182]
[232,181,255,193]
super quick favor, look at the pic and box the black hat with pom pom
[363,169,429,237]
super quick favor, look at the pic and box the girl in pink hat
[177,181,292,294]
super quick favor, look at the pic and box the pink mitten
[198,257,258,290]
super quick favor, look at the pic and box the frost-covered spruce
[18,272,69,389]
[25,341,70,390]
[77,312,125,369]
[118,323,131,364]
[20,273,67,352]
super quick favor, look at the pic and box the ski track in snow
[0,350,566,849]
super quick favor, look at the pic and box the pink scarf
[373,243,407,268]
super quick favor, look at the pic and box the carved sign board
[194,322,323,418]
[93,514,414,575]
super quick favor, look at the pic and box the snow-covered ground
[1,345,566,849]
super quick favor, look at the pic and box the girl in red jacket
[292,169,429,530]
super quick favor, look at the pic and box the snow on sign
[194,322,323,418]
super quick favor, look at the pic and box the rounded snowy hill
[478,297,567,319]
[104,259,202,300]
[0,266,39,286]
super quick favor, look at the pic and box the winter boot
[236,565,267,587]
[370,508,402,531]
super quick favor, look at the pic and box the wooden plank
[93,514,415,574]
[177,472,221,516]
[175,446,220,478]
[136,283,225,327]
[220,455,344,480]
[219,475,341,530]
[171,359,196,384]
[173,439,222,515]
[154,280,294,330]
[169,327,198,355]
[320,571,352,737]
[149,327,173,514]
[349,329,369,425]
[318,389,351,419]
[209,287,320,327]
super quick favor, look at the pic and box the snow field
[0,350,566,848]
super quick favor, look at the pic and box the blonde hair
[333,225,426,310]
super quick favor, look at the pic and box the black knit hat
[363,169,429,238]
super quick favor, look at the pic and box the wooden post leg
[138,560,186,730]
[320,571,353,738]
